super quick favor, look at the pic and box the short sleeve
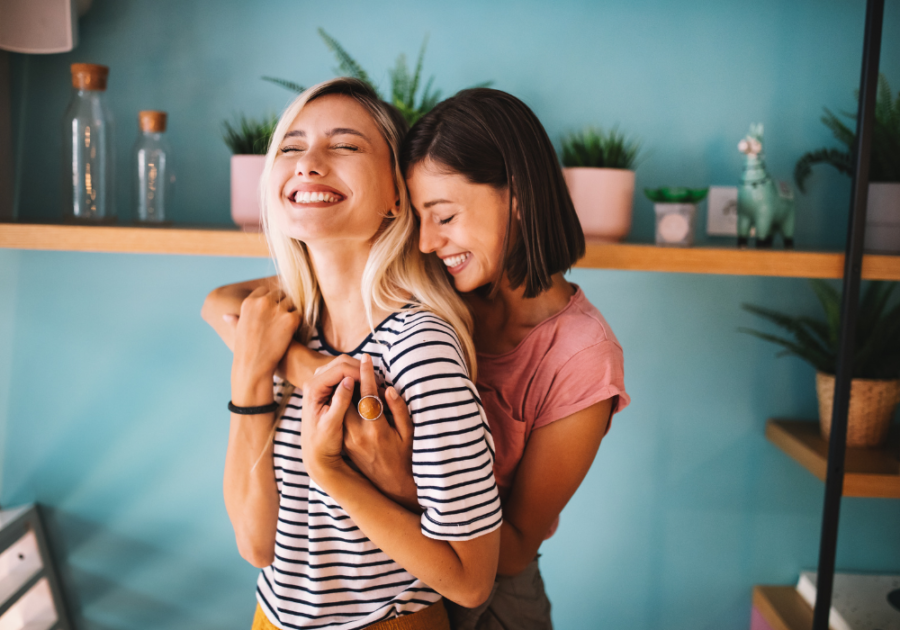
[387,311,503,541]
[533,339,630,431]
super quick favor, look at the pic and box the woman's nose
[419,219,443,254]
[294,148,326,177]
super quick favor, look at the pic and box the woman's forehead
[288,94,380,138]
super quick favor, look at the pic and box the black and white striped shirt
[257,308,502,629]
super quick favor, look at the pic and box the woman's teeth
[443,253,470,268]
[292,191,340,204]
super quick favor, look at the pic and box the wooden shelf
[753,585,820,630]
[766,419,900,499]
[0,223,268,258]
[2,222,900,279]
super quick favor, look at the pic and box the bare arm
[497,399,613,575]
[303,359,500,608]
[201,276,335,386]
[344,396,614,576]
[222,286,300,568]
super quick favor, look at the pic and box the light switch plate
[707,186,738,236]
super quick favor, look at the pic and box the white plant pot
[654,203,697,247]
[864,182,900,253]
[230,155,266,232]
[562,167,635,241]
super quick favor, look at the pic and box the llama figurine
[737,124,795,248]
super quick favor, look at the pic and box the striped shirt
[257,308,503,629]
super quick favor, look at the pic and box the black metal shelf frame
[811,1,886,628]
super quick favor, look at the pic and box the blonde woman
[203,78,501,630]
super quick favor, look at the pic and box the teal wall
[3,1,900,629]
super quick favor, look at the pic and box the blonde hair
[260,77,477,378]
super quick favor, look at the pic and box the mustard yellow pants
[252,599,450,630]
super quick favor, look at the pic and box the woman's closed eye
[439,215,455,225]
[280,145,305,154]
[333,143,359,152]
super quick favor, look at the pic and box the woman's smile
[286,184,346,208]
[441,252,472,274]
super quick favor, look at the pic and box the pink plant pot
[230,155,266,232]
[562,167,635,241]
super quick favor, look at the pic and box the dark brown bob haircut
[400,88,585,298]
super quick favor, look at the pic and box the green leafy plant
[794,74,900,192]
[222,114,278,155]
[644,187,708,203]
[263,28,490,126]
[739,280,900,379]
[560,127,641,169]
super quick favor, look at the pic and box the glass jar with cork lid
[133,111,174,224]
[63,63,115,223]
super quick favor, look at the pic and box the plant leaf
[261,76,306,93]
[318,27,380,97]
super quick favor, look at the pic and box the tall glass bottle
[63,63,115,223]
[133,111,173,224]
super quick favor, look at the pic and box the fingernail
[361,354,371,364]
[386,387,397,400]
[341,377,354,390]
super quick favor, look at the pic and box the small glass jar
[63,63,115,223]
[133,111,174,224]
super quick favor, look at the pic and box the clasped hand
[231,286,300,404]
[301,354,418,510]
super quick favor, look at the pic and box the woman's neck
[467,273,575,355]
[307,241,392,353]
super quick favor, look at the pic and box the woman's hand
[301,361,360,484]
[231,286,299,405]
[343,354,419,512]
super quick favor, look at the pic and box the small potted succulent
[560,127,640,241]
[644,187,708,247]
[222,114,277,231]
[794,74,900,253]
[740,280,900,448]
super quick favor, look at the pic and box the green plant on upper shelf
[644,187,708,203]
[263,28,490,126]
[560,127,641,170]
[222,114,278,155]
[794,74,900,193]
[740,280,900,379]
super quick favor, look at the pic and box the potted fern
[264,28,490,127]
[560,127,640,241]
[222,114,277,231]
[794,74,900,253]
[741,280,900,447]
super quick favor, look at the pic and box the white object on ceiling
[0,0,90,54]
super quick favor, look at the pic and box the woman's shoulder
[373,307,467,370]
[562,288,623,350]
[521,287,622,365]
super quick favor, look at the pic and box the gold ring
[357,395,384,421]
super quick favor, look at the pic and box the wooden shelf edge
[753,585,818,630]
[0,223,269,257]
[766,419,900,499]
[576,241,900,280]
[3,224,900,279]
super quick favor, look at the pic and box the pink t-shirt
[475,286,629,535]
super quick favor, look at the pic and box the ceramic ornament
[737,124,796,248]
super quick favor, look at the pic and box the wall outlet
[707,186,738,236]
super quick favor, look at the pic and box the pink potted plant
[223,114,277,231]
[561,127,641,241]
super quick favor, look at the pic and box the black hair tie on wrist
[228,400,279,415]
